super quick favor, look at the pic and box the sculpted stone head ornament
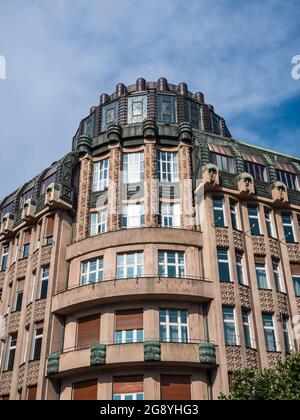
[206,163,218,184]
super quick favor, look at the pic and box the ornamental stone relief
[287,243,300,263]
[25,303,32,326]
[34,299,46,323]
[31,250,39,271]
[267,352,282,369]
[269,238,280,260]
[8,311,21,333]
[226,346,243,371]
[252,236,266,256]
[41,245,52,266]
[0,371,13,396]
[16,259,28,279]
[108,147,121,232]
[18,364,25,390]
[8,263,15,284]
[144,142,157,227]
[75,156,93,241]
[246,348,259,370]
[239,284,252,310]
[0,271,5,286]
[233,230,244,252]
[215,227,230,248]
[277,292,289,316]
[220,282,235,306]
[26,360,40,387]
[258,289,274,313]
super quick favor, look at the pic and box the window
[40,173,57,194]
[230,201,239,230]
[256,262,269,290]
[157,151,179,183]
[27,386,37,401]
[265,209,274,237]
[122,153,144,184]
[158,251,185,278]
[0,202,13,220]
[6,332,17,371]
[117,252,143,279]
[22,243,30,259]
[187,100,201,129]
[282,317,291,355]
[90,210,107,236]
[277,169,299,191]
[244,161,268,182]
[236,253,246,285]
[211,113,221,135]
[222,307,237,346]
[213,197,225,227]
[1,246,9,271]
[161,375,191,401]
[39,266,49,299]
[14,290,23,312]
[242,310,253,348]
[282,213,295,243]
[73,379,98,400]
[113,376,144,401]
[114,309,143,344]
[77,314,100,350]
[159,309,188,343]
[211,153,235,174]
[101,101,119,132]
[291,264,300,296]
[32,326,43,360]
[262,314,277,352]
[218,249,231,283]
[157,94,177,124]
[92,160,109,192]
[272,262,282,292]
[127,95,147,124]
[81,258,103,285]
[122,204,144,228]
[248,206,261,235]
[19,188,34,209]
[45,216,54,246]
[83,113,95,138]
[160,203,180,228]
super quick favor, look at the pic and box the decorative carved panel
[0,271,5,286]
[220,282,235,306]
[18,364,25,390]
[267,352,282,369]
[277,292,289,316]
[252,236,266,256]
[239,284,252,310]
[25,303,32,326]
[296,297,300,315]
[0,371,13,396]
[233,230,244,252]
[8,263,16,284]
[16,259,28,279]
[259,289,274,313]
[246,348,259,370]
[26,361,40,387]
[287,243,300,263]
[8,311,21,333]
[41,245,52,266]
[34,299,46,323]
[215,227,230,248]
[32,250,39,271]
[226,346,243,371]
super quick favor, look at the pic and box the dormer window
[83,113,95,138]
[40,172,57,194]
[127,95,147,124]
[244,160,268,182]
[277,169,299,191]
[19,188,34,209]
[101,101,119,132]
[157,94,177,124]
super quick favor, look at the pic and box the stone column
[107,124,122,232]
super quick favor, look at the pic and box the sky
[0,0,300,198]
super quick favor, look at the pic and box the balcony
[47,340,217,377]
[52,276,214,315]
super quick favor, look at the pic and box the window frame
[90,210,107,236]
[244,161,268,182]
[116,252,144,279]
[157,151,179,183]
[282,212,295,243]
[217,248,232,283]
[262,314,278,352]
[248,205,261,235]
[6,332,17,371]
[32,327,43,361]
[92,159,109,192]
[127,95,148,124]
[211,152,236,174]
[160,202,181,228]
[122,152,144,184]
[39,266,49,300]
[213,197,226,228]
[121,203,144,229]
[158,251,186,279]
[277,169,299,191]
[80,258,104,285]
[159,309,189,343]
[222,307,238,346]
[0,246,9,271]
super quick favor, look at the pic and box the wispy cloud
[0,0,299,197]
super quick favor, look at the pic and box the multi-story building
[0,78,299,400]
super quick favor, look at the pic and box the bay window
[211,152,235,174]
[244,161,268,182]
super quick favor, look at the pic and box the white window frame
[230,201,239,230]
[80,258,104,285]
[242,310,255,349]
[248,206,261,235]
[262,314,279,352]
[159,309,189,343]
[117,252,144,279]
[272,262,283,292]
[113,392,144,401]
[217,248,232,283]
[92,159,109,192]
[127,95,148,124]
[158,251,186,278]
[39,266,49,299]
[282,212,295,243]
[122,203,144,228]
[282,317,292,354]
[6,332,17,371]
[236,253,247,285]
[222,307,238,346]
[22,328,29,364]
[255,263,269,290]
[1,246,9,271]
[160,203,180,228]
[14,290,23,312]
[122,152,144,184]
[29,273,36,304]
[32,327,43,360]
[90,210,107,236]
[157,151,179,183]
[213,197,226,227]
[265,209,275,238]
[114,329,144,344]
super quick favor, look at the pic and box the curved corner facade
[0,78,299,400]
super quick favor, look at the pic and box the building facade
[0,78,299,400]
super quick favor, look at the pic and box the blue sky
[0,0,300,198]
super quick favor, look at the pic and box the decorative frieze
[269,237,280,260]
[226,346,243,371]
[246,348,259,370]
[233,230,244,252]
[277,292,289,316]
[252,235,266,256]
[215,227,230,248]
[220,282,235,306]
[239,284,252,310]
[40,245,52,266]
[16,259,28,279]
[18,364,25,390]
[259,289,275,313]
[0,371,13,396]
[267,352,282,369]
[8,311,21,333]
[287,243,300,263]
[34,299,46,323]
[26,360,40,386]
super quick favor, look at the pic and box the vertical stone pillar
[107,145,121,232]
[178,141,194,229]
[74,154,93,242]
